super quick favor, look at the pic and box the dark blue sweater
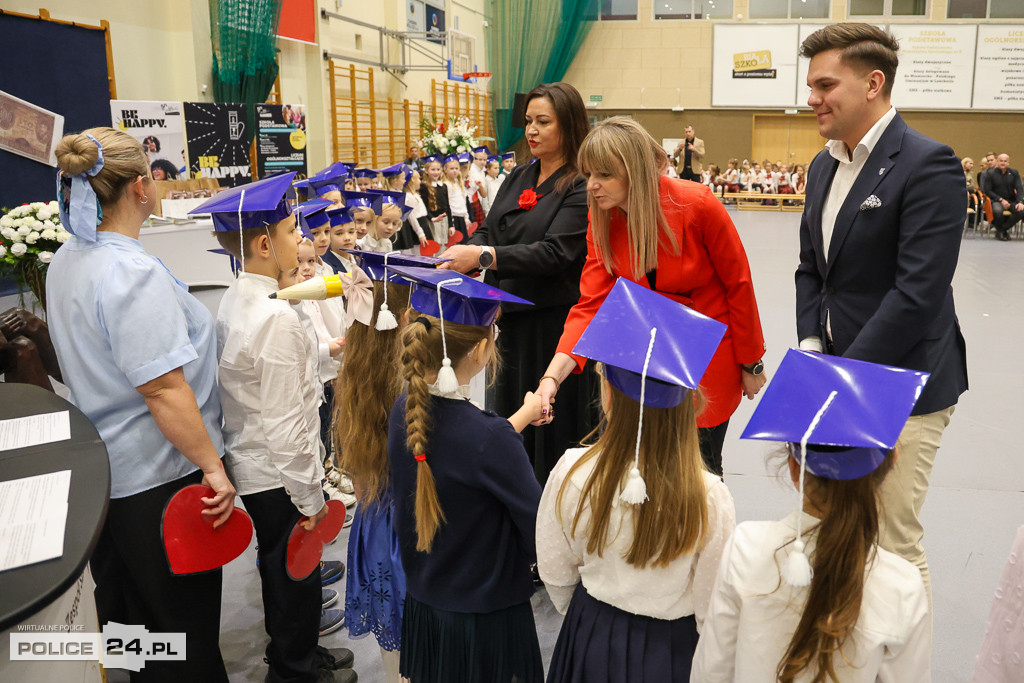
[388,393,541,613]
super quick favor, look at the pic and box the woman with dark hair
[151,158,178,181]
[440,82,596,484]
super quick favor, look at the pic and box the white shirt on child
[313,259,348,342]
[297,299,340,385]
[405,191,427,239]
[536,447,736,627]
[357,234,392,252]
[216,272,325,516]
[445,180,468,218]
[691,511,930,682]
[481,174,505,214]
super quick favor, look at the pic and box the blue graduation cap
[326,205,353,227]
[419,154,443,165]
[740,348,929,587]
[381,162,406,177]
[573,278,726,410]
[741,349,929,481]
[487,155,500,164]
[366,189,411,219]
[189,172,296,233]
[387,265,533,393]
[500,152,515,163]
[352,168,381,179]
[387,265,532,327]
[443,154,460,165]
[294,198,332,238]
[472,145,490,155]
[456,152,473,164]
[342,190,376,213]
[345,250,447,284]
[293,162,349,197]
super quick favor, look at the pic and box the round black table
[0,383,109,631]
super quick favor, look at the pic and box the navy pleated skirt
[547,584,699,683]
[399,594,543,683]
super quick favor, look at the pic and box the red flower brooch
[518,187,542,211]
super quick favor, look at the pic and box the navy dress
[388,393,543,683]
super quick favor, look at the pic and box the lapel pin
[878,167,885,175]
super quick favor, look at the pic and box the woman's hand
[199,465,237,528]
[741,367,768,399]
[299,502,329,531]
[437,245,483,273]
[328,337,346,357]
[532,376,559,426]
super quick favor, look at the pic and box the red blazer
[557,176,765,428]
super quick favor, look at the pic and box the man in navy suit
[795,24,968,604]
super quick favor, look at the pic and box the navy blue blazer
[795,112,968,415]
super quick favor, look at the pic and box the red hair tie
[414,453,427,462]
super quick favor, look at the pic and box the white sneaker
[338,473,355,495]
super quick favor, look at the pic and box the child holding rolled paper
[386,266,546,683]
[189,174,356,682]
[537,278,736,683]
[691,349,931,682]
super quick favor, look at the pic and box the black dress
[467,162,599,485]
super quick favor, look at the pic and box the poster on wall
[0,89,64,166]
[712,25,800,107]
[111,100,188,181]
[973,25,1024,110]
[425,1,445,44]
[183,102,251,187]
[406,0,426,33]
[255,103,308,180]
[889,25,976,110]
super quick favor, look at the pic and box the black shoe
[316,645,355,670]
[321,560,345,585]
[318,669,357,682]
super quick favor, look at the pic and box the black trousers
[243,487,322,683]
[992,202,1024,232]
[91,469,227,683]
[319,380,334,464]
[698,419,729,477]
[680,168,701,183]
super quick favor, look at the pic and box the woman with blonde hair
[537,116,767,476]
[538,280,736,682]
[47,127,234,679]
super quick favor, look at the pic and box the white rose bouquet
[417,115,478,158]
[0,201,71,308]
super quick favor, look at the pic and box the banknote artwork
[0,90,64,166]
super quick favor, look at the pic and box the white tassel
[434,276,464,395]
[784,390,838,588]
[436,357,459,393]
[782,538,813,587]
[619,466,648,504]
[375,302,398,330]
[619,328,657,506]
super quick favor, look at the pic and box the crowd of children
[698,157,808,199]
[177,143,937,683]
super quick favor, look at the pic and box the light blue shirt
[46,231,223,498]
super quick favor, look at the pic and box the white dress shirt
[691,512,930,682]
[216,273,325,515]
[536,447,735,628]
[356,234,392,252]
[445,180,469,218]
[481,174,505,214]
[298,299,340,385]
[405,191,427,239]
[800,106,898,353]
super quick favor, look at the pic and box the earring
[140,195,149,205]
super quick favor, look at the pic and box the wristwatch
[741,360,765,376]
[478,246,494,270]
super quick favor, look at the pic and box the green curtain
[209,0,283,141]
[487,0,599,150]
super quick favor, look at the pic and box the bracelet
[539,375,561,391]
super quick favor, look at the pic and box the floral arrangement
[417,115,478,157]
[0,201,71,308]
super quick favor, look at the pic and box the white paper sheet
[0,411,71,452]
[0,470,72,572]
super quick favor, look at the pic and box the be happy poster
[183,102,251,187]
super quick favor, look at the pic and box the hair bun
[55,133,100,175]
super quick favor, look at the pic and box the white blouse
[691,512,930,682]
[445,180,468,217]
[536,447,735,627]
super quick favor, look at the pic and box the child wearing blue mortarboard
[293,161,350,210]
[381,163,430,254]
[692,350,931,682]
[189,175,356,680]
[536,278,737,683]
[362,190,411,253]
[440,154,470,242]
[386,267,546,682]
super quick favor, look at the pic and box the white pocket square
[860,195,882,211]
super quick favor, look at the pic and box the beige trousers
[878,405,955,608]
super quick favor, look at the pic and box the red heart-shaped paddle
[446,231,464,247]
[286,499,347,580]
[162,484,254,574]
[420,240,441,257]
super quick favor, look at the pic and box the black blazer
[468,162,589,311]
[795,112,968,415]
